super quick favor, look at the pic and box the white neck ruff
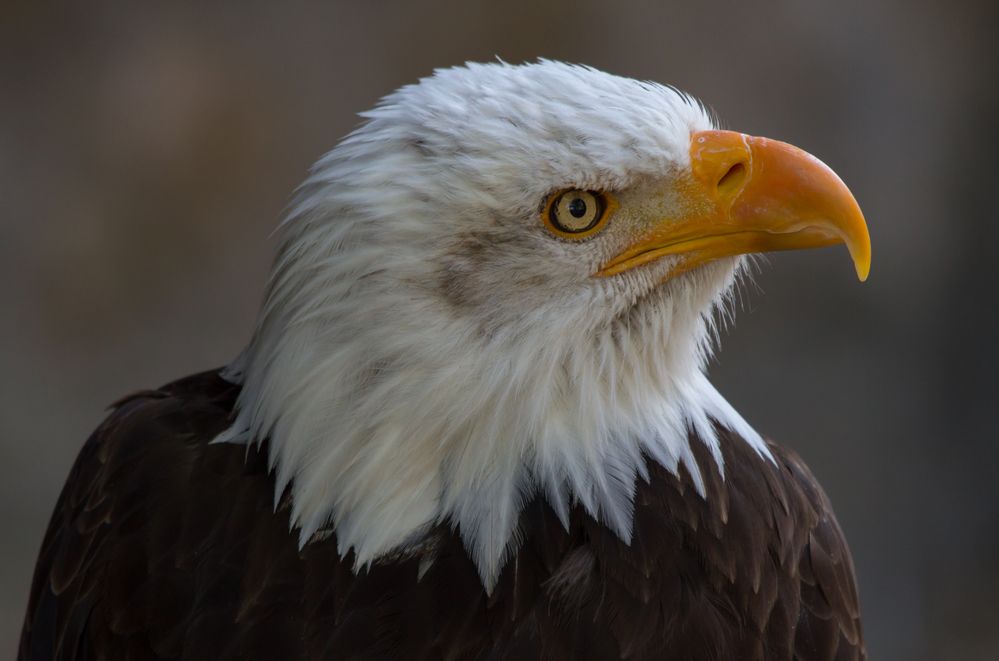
[215,212,770,588]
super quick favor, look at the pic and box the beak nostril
[717,162,747,198]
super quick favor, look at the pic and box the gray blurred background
[2,1,997,658]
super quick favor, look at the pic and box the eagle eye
[542,189,614,239]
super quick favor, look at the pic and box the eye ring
[542,189,616,239]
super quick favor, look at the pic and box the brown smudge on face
[438,260,477,312]
[435,225,540,313]
[435,232,487,312]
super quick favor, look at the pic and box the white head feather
[217,60,770,589]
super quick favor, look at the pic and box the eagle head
[219,61,870,588]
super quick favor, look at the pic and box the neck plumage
[218,325,769,587]
[215,198,770,590]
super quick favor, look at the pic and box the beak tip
[853,251,871,282]
[846,219,871,283]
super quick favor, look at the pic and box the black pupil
[567,197,587,218]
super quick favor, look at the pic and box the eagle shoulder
[765,439,866,661]
[18,371,251,660]
[555,427,867,661]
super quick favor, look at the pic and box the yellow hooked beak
[597,130,871,281]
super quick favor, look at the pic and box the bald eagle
[20,61,870,660]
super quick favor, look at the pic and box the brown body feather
[19,370,864,660]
